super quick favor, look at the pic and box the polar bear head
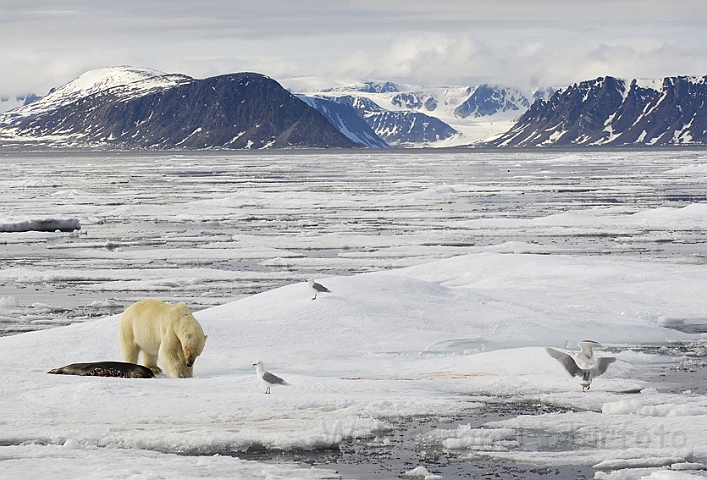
[182,331,207,367]
[174,303,208,367]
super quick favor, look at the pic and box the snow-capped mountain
[305,82,533,146]
[320,81,400,94]
[490,76,707,147]
[0,67,360,149]
[0,67,191,127]
[10,67,706,150]
[319,93,458,146]
[453,85,530,119]
[0,68,537,149]
[297,95,389,148]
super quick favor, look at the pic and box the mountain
[302,92,457,147]
[18,68,707,150]
[490,76,707,147]
[305,82,533,147]
[0,67,361,149]
[363,110,459,146]
[321,81,400,94]
[453,85,530,119]
[328,94,459,146]
[0,66,192,125]
[297,95,389,148]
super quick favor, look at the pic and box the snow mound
[402,466,443,479]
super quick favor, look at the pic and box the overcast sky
[2,0,707,97]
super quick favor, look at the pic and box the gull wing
[262,371,286,385]
[590,357,616,377]
[578,340,602,360]
[546,348,582,377]
[312,282,331,293]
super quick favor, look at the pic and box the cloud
[1,1,707,96]
[284,23,707,92]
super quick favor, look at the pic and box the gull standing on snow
[305,278,331,300]
[253,361,289,394]
[546,340,616,391]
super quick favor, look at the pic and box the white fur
[119,299,207,378]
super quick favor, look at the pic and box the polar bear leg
[119,333,140,365]
[158,337,190,378]
[142,352,162,375]
[121,344,140,364]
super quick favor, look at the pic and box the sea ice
[2,149,707,478]
[0,252,705,478]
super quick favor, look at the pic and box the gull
[571,340,604,367]
[253,361,288,394]
[305,278,331,300]
[546,341,616,391]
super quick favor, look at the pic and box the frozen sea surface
[1,148,707,333]
[1,148,707,479]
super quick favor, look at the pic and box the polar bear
[119,299,207,378]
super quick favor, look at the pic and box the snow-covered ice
[1,149,707,478]
[2,149,707,331]
[1,252,706,478]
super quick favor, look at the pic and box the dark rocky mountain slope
[1,72,360,149]
[490,76,707,147]
[298,95,389,148]
[329,95,458,146]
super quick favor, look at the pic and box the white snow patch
[402,466,444,479]
[666,164,707,175]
